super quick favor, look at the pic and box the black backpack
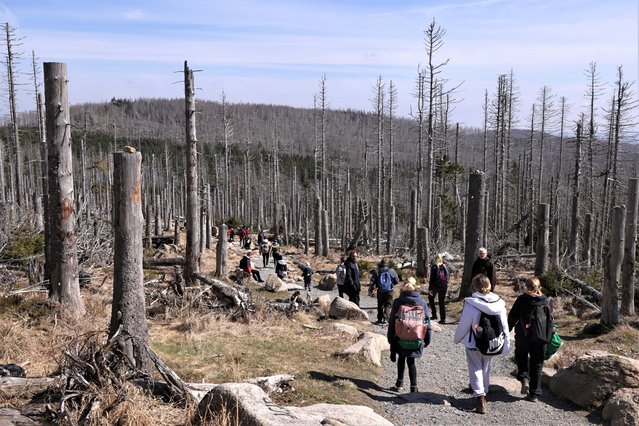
[523,303,554,344]
[471,311,506,356]
[239,256,249,270]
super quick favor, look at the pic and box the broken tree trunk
[601,205,624,326]
[621,178,637,316]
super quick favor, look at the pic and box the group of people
[335,247,551,415]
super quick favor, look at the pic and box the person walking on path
[471,247,497,291]
[508,276,553,402]
[335,257,346,298]
[453,274,510,414]
[428,254,449,324]
[369,259,399,324]
[342,251,361,306]
[300,261,313,291]
[387,277,432,393]
[259,239,272,268]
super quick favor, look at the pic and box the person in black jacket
[387,277,432,393]
[471,247,496,291]
[428,254,449,324]
[507,276,552,402]
[368,259,400,325]
[342,251,361,306]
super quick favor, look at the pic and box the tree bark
[416,226,428,278]
[621,178,637,316]
[44,62,85,316]
[215,224,228,277]
[110,150,151,374]
[602,205,624,327]
[460,172,485,298]
[534,203,549,276]
[184,61,200,284]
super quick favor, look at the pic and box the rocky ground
[243,243,604,425]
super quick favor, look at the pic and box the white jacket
[453,292,511,355]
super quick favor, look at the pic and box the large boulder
[328,297,369,321]
[549,350,639,408]
[339,331,390,367]
[318,274,337,291]
[265,275,287,292]
[315,294,332,314]
[602,387,639,426]
[195,383,392,425]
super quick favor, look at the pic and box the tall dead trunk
[215,224,228,277]
[5,24,23,207]
[184,61,200,284]
[110,150,151,374]
[535,203,549,276]
[621,178,637,316]
[602,205,624,326]
[569,122,583,265]
[44,62,85,315]
[460,172,485,298]
[314,196,323,256]
[416,226,428,278]
[321,209,329,257]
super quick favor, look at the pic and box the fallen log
[559,270,603,302]
[143,257,185,268]
[0,376,56,398]
[192,273,249,308]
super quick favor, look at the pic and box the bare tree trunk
[184,61,200,284]
[5,24,24,207]
[460,172,485,298]
[145,204,152,248]
[410,189,417,250]
[416,226,428,278]
[174,217,181,247]
[314,196,323,256]
[110,150,151,374]
[602,205,624,326]
[583,213,592,268]
[215,224,228,277]
[621,178,637,316]
[569,122,582,265]
[535,203,549,276]
[44,62,85,315]
[321,209,329,257]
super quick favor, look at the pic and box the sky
[0,0,637,131]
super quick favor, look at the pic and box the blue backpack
[378,270,393,292]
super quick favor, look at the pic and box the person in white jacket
[454,274,511,414]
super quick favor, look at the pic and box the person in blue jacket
[387,277,432,393]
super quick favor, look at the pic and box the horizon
[0,0,637,135]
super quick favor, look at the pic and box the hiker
[453,274,510,414]
[272,244,283,265]
[240,253,264,283]
[257,229,266,245]
[259,239,272,268]
[335,256,346,298]
[471,247,497,291]
[368,259,399,324]
[227,226,235,242]
[242,233,252,250]
[508,276,553,402]
[342,251,361,306]
[275,259,288,279]
[387,277,432,393]
[428,254,450,324]
[300,261,313,291]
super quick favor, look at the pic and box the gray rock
[602,387,639,426]
[339,331,390,367]
[318,274,338,291]
[265,275,287,292]
[315,295,332,314]
[331,323,359,337]
[290,403,394,426]
[328,297,369,321]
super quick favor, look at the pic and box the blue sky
[0,0,637,130]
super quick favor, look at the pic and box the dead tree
[110,150,151,374]
[4,23,24,207]
[184,61,200,284]
[314,196,323,256]
[44,62,85,316]
[568,121,583,265]
[416,227,428,278]
[621,178,637,316]
[460,172,485,298]
[534,203,549,276]
[602,205,624,327]
[321,209,329,257]
[215,224,228,277]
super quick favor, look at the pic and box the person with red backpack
[453,274,510,414]
[507,276,554,402]
[428,254,449,324]
[387,277,432,393]
[369,258,399,325]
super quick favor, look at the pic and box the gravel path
[243,244,603,424]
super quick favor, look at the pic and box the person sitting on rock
[240,253,264,283]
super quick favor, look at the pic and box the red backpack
[395,305,428,349]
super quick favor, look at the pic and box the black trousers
[377,291,393,322]
[428,287,447,321]
[344,286,360,306]
[397,355,417,387]
[515,336,547,396]
[251,270,263,282]
[337,285,344,298]
[262,253,269,268]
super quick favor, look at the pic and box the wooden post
[460,171,485,298]
[535,203,549,276]
[44,62,85,316]
[184,61,200,284]
[621,178,638,316]
[416,226,428,278]
[215,224,228,277]
[110,150,151,374]
[602,205,625,326]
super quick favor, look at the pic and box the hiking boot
[410,386,418,393]
[526,394,538,402]
[431,315,438,321]
[393,380,404,392]
[520,378,529,395]
[476,395,486,414]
